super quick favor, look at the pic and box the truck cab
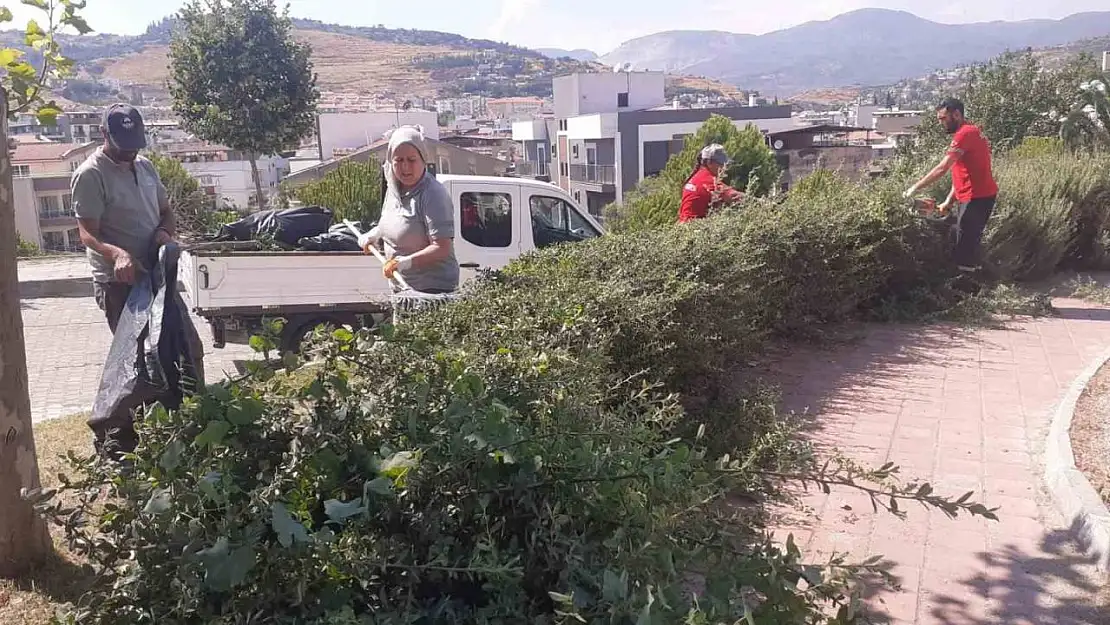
[180,174,604,351]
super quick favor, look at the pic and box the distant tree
[292,160,385,227]
[609,114,779,230]
[147,152,220,237]
[169,0,319,211]
[1060,77,1110,153]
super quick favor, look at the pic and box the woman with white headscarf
[359,126,460,293]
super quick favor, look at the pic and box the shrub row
[44,151,1110,623]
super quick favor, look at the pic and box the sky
[6,0,1110,55]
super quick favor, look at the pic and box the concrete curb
[1044,344,1110,573]
[17,277,93,299]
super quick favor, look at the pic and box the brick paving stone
[767,298,1110,624]
[21,295,256,424]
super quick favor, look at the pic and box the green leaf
[35,103,62,126]
[226,398,263,426]
[23,19,45,46]
[0,8,12,23]
[61,14,92,35]
[7,60,36,80]
[364,477,393,496]
[601,569,627,602]
[0,48,21,66]
[380,450,419,482]
[196,538,256,592]
[20,0,49,9]
[271,502,309,548]
[195,420,231,447]
[159,439,186,472]
[323,498,365,523]
[142,487,172,515]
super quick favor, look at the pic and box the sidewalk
[767,298,1110,625]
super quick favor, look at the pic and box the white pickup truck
[180,174,606,351]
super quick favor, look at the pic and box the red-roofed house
[11,141,99,253]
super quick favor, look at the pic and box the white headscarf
[383,125,430,197]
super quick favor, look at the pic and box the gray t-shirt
[72,148,167,283]
[377,174,460,293]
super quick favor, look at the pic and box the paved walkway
[767,298,1110,625]
[19,255,257,422]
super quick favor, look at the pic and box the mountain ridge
[600,8,1110,95]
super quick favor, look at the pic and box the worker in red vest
[678,144,743,223]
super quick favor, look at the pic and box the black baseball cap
[102,103,147,151]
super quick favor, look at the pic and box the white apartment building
[315,109,440,160]
[164,141,289,209]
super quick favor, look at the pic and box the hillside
[601,9,1110,95]
[782,33,1110,111]
[0,17,596,104]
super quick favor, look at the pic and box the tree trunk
[0,90,52,577]
[249,154,266,211]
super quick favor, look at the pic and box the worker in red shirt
[678,144,743,223]
[904,97,999,273]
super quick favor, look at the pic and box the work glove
[383,255,412,280]
[358,227,382,252]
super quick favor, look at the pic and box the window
[70,160,79,172]
[439,157,450,174]
[38,194,60,216]
[529,195,600,249]
[460,192,512,248]
[572,144,579,158]
[13,165,29,178]
[42,230,64,251]
[617,92,629,108]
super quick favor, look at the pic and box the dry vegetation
[666,74,745,100]
[98,29,462,98]
[786,87,860,106]
[0,415,94,625]
[95,26,744,102]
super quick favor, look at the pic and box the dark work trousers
[93,281,132,333]
[953,196,996,270]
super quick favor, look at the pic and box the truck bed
[180,248,393,316]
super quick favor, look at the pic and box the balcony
[568,163,616,185]
[38,206,74,220]
[514,160,549,178]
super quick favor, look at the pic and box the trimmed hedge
[43,152,1110,624]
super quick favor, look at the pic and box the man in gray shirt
[74,104,176,332]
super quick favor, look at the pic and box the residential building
[283,136,511,187]
[872,109,924,135]
[11,141,98,178]
[435,96,489,118]
[163,141,289,209]
[68,110,101,144]
[487,97,546,121]
[315,109,440,160]
[512,71,793,215]
[10,142,100,252]
[766,124,878,190]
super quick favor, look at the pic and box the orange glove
[383,256,412,280]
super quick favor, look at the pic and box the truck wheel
[280,314,366,354]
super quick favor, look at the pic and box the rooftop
[11,141,96,163]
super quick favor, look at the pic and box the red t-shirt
[947,123,998,202]
[678,168,741,223]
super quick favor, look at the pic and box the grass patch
[0,415,94,625]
